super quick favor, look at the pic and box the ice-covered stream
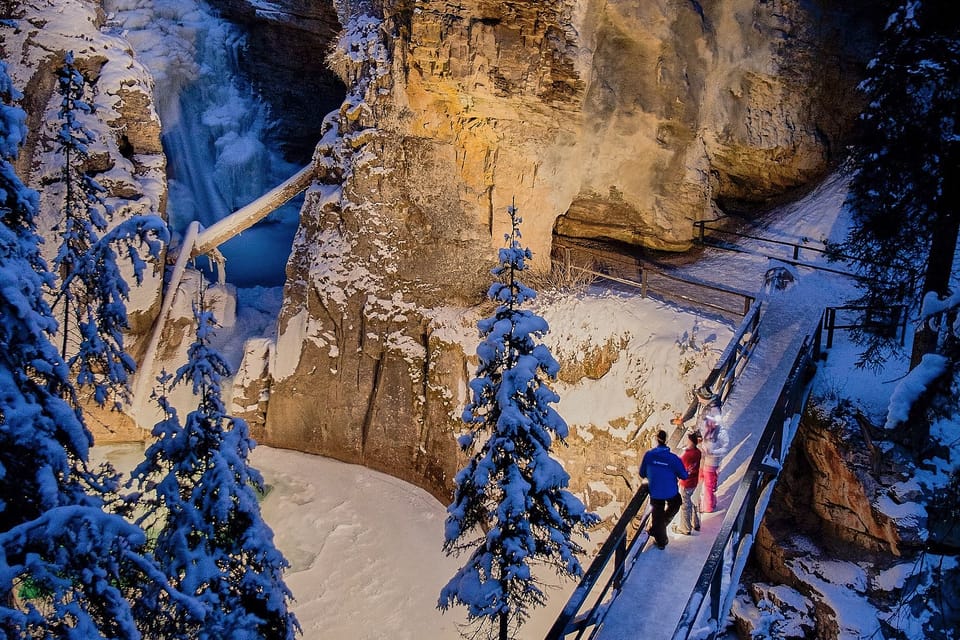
[104,0,304,286]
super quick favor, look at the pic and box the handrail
[670,318,821,640]
[694,220,834,261]
[559,263,753,319]
[551,241,755,319]
[546,298,764,640]
[544,486,651,640]
[694,233,860,279]
[675,301,762,428]
[694,221,921,296]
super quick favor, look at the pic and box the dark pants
[650,493,683,547]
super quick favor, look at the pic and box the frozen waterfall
[105,0,303,286]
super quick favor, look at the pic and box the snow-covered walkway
[596,270,848,639]
[592,175,860,638]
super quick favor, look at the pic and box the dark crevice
[360,354,384,461]
[415,324,432,470]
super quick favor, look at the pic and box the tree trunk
[499,610,508,640]
[903,206,960,452]
[910,211,960,369]
[60,147,73,360]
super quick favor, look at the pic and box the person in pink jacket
[695,388,728,513]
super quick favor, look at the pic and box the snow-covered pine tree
[129,286,300,640]
[837,1,960,371]
[52,50,168,410]
[53,51,106,362]
[0,60,192,640]
[439,205,598,640]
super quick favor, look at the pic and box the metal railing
[692,220,858,279]
[552,240,755,319]
[543,487,653,640]
[693,220,834,262]
[674,302,762,427]
[821,304,907,349]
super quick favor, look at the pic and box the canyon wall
[738,408,938,638]
[0,0,168,267]
[1,0,167,439]
[380,0,876,261]
[3,0,884,507]
[234,0,880,502]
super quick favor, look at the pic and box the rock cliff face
[760,410,920,557]
[1,0,167,231]
[1,0,167,440]
[234,0,880,501]
[387,0,876,260]
[740,408,933,638]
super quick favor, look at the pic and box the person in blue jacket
[640,429,689,549]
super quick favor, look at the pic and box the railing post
[641,268,648,298]
[613,539,626,590]
[826,307,836,350]
[813,311,824,361]
[898,305,907,346]
[771,423,784,465]
[742,485,757,541]
[710,565,723,630]
[793,244,800,260]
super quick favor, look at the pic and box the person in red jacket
[640,429,688,549]
[673,430,702,535]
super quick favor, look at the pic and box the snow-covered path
[593,175,861,639]
[596,271,848,639]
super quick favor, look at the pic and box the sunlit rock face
[237,0,879,500]
[390,0,876,259]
